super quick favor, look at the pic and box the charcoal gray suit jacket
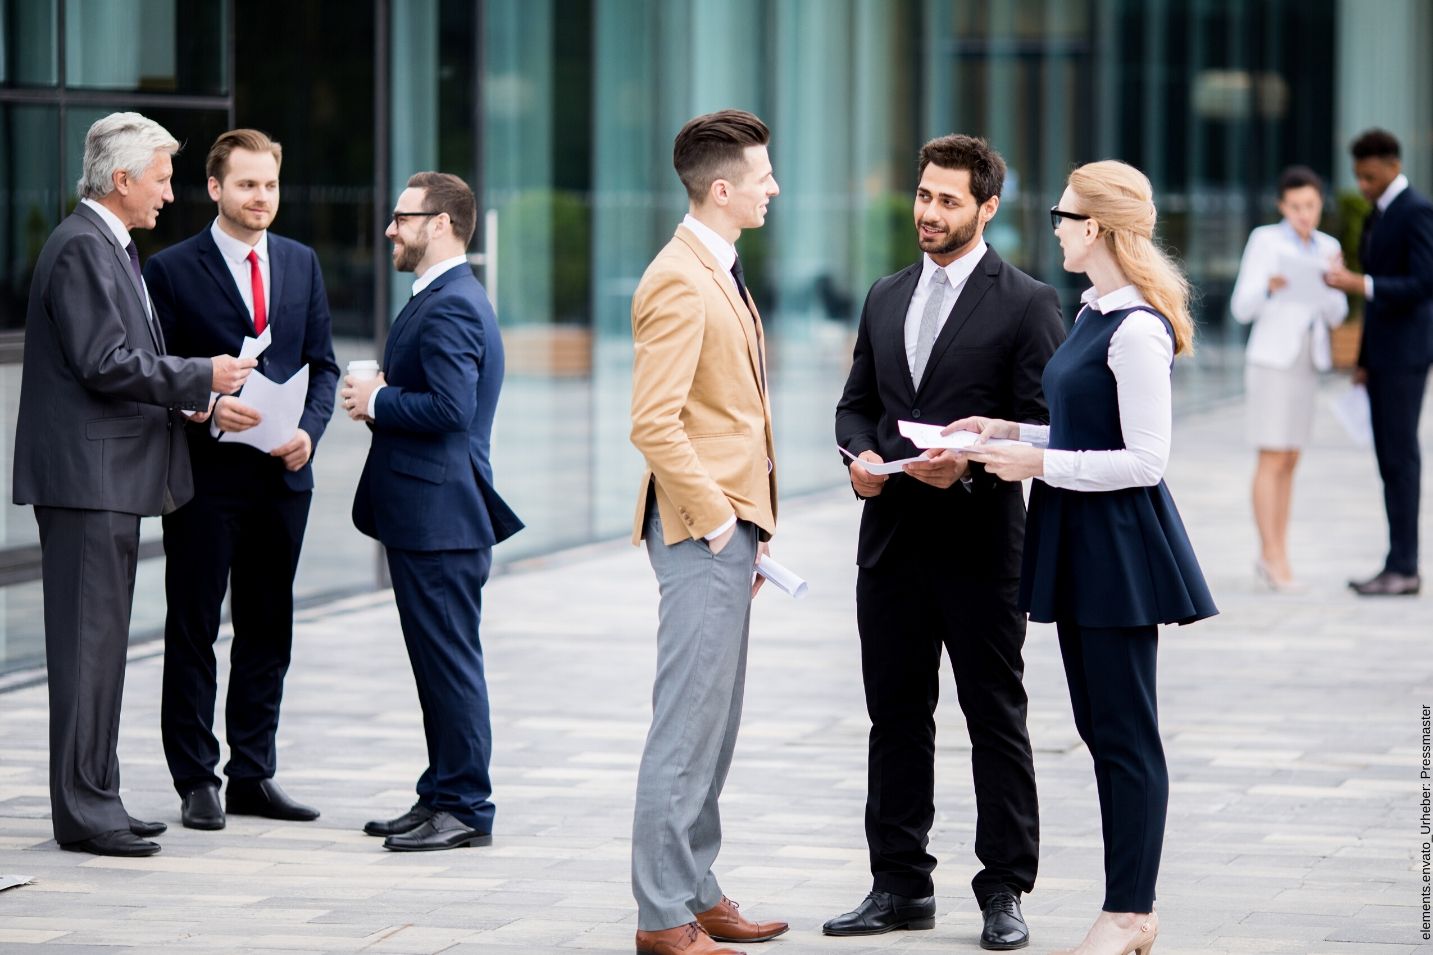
[13,203,212,515]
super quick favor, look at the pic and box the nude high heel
[1053,910,1159,955]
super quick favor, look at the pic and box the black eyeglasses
[1050,206,1091,230]
[391,211,441,222]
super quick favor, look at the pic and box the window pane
[0,104,60,332]
[65,0,227,95]
[0,0,58,87]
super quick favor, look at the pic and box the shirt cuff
[1041,448,1076,487]
[366,383,385,419]
[1364,274,1374,300]
[704,514,737,541]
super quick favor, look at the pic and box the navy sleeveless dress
[1020,305,1218,628]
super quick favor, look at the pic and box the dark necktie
[124,240,143,287]
[729,255,765,390]
[1359,205,1381,268]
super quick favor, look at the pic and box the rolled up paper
[755,553,809,599]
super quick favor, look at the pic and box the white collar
[919,239,987,288]
[1081,284,1150,314]
[412,254,470,296]
[81,198,131,248]
[1377,173,1410,213]
[210,218,268,264]
[681,213,737,272]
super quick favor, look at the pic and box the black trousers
[856,553,1039,903]
[1057,621,1166,912]
[160,487,312,792]
[34,506,141,844]
[1366,367,1429,576]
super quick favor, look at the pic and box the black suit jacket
[1359,185,1433,370]
[835,247,1066,574]
[12,204,211,514]
[144,227,339,495]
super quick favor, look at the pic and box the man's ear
[710,178,731,207]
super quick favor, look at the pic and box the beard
[218,199,275,234]
[392,234,427,272]
[917,214,979,256]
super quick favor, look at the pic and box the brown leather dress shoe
[635,921,747,955]
[696,897,789,943]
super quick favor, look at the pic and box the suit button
[912,408,922,419]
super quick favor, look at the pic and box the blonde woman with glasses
[944,160,1217,954]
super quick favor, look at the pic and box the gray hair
[76,112,179,200]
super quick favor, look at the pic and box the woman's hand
[963,443,1045,482]
[941,416,1019,442]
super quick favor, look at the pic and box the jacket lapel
[675,226,766,395]
[75,205,164,352]
[196,232,253,331]
[266,240,285,331]
[881,264,921,399]
[384,265,468,364]
[914,248,1001,398]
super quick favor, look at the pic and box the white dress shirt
[367,255,473,419]
[904,241,987,373]
[1229,221,1347,370]
[209,220,269,328]
[1019,285,1174,491]
[81,198,152,319]
[1365,173,1410,301]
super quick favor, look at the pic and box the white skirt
[1245,333,1318,450]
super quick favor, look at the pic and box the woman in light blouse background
[943,160,1217,955]
[1230,166,1348,591]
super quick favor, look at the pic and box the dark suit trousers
[34,506,141,844]
[1057,621,1166,912]
[1366,368,1429,576]
[161,487,312,792]
[386,545,495,832]
[856,546,1039,903]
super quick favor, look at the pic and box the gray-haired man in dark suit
[12,112,255,857]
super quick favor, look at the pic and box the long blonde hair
[1068,160,1194,355]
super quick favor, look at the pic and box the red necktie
[247,249,267,334]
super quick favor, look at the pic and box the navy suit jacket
[145,227,339,494]
[352,265,523,552]
[1359,185,1433,370]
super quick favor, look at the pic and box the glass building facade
[1,0,1430,673]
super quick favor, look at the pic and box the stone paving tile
[2,381,1433,954]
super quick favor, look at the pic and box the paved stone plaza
[2,380,1432,954]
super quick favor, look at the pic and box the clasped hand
[941,416,1045,482]
[847,448,968,497]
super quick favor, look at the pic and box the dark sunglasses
[1050,206,1091,231]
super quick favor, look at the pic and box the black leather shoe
[61,829,160,857]
[226,778,320,821]
[127,815,167,837]
[980,892,1029,951]
[1349,570,1421,596]
[181,784,225,830]
[822,890,936,936]
[364,802,435,837]
[381,811,491,852]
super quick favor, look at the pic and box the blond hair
[1068,160,1194,355]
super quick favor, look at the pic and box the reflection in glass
[0,105,58,331]
[1,0,58,87]
[64,0,227,95]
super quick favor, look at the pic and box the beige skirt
[1245,333,1318,450]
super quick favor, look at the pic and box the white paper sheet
[897,419,1031,450]
[207,327,274,434]
[754,553,808,599]
[1329,383,1373,448]
[837,445,928,475]
[1275,251,1332,310]
[217,365,309,453]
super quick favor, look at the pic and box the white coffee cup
[347,359,380,382]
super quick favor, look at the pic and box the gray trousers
[632,503,757,931]
[34,506,142,844]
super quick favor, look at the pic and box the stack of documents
[213,326,310,452]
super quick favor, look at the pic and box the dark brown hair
[1277,165,1324,197]
[407,171,477,245]
[672,109,770,203]
[917,134,1006,204]
[1351,128,1401,161]
[206,128,282,182]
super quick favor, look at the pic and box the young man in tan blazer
[628,109,787,955]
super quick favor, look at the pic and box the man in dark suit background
[1326,128,1433,596]
[144,128,339,830]
[830,135,1065,950]
[341,171,522,852]
[12,112,255,857]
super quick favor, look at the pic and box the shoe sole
[823,917,936,936]
[709,925,790,942]
[980,939,1030,951]
[226,808,320,821]
[181,818,226,831]
[382,833,493,852]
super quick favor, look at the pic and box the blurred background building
[1,0,1430,673]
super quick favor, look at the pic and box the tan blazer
[630,225,777,545]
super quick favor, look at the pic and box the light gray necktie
[911,267,949,387]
